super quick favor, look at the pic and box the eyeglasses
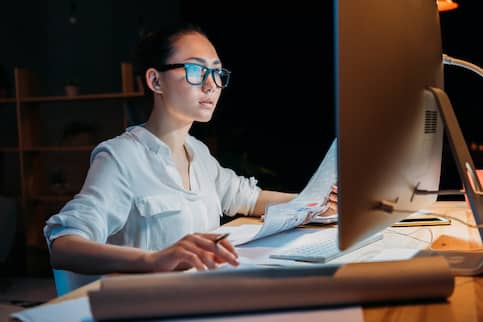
[158,63,231,89]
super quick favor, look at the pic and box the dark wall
[0,0,181,96]
[438,2,483,192]
[1,0,481,193]
[183,0,482,192]
[0,2,47,94]
[184,2,335,192]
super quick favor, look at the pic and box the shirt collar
[127,125,194,159]
[127,125,171,155]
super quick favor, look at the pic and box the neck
[144,101,193,154]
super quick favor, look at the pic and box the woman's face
[158,32,223,123]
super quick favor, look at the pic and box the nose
[201,71,217,93]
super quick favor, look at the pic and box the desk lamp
[439,0,483,194]
[443,54,483,78]
[437,0,459,12]
[436,1,482,77]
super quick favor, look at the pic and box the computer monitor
[336,0,445,249]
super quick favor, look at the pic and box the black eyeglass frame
[158,63,231,88]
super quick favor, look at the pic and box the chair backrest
[53,269,102,296]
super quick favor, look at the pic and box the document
[218,139,338,246]
[10,296,364,322]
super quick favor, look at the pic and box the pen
[214,233,230,244]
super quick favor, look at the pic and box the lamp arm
[443,54,483,77]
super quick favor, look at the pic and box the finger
[193,232,236,254]
[217,238,237,257]
[329,207,337,213]
[188,235,239,267]
[213,243,239,266]
[180,241,218,269]
[325,207,337,215]
[177,248,207,271]
[302,211,315,224]
[203,233,237,254]
[331,185,338,193]
[328,194,338,202]
[327,201,338,211]
[314,206,336,217]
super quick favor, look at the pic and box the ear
[145,68,163,94]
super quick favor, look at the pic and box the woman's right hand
[143,233,239,272]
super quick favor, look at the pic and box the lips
[199,99,214,108]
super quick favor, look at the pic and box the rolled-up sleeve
[44,146,133,250]
[213,161,261,217]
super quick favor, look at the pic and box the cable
[387,217,483,251]
[443,54,483,77]
[386,227,434,245]
[430,212,483,229]
[378,201,483,228]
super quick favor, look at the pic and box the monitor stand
[427,86,483,240]
[416,87,483,276]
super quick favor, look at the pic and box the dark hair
[135,23,208,79]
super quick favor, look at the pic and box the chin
[194,108,215,122]
[196,115,213,123]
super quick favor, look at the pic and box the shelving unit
[0,63,144,274]
[470,142,483,167]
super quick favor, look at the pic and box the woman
[44,24,336,276]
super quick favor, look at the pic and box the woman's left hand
[325,185,338,214]
[303,185,338,224]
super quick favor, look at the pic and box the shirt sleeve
[43,146,133,251]
[207,156,261,217]
[218,168,261,216]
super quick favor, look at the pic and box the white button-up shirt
[44,125,261,251]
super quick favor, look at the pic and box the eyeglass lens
[185,64,230,88]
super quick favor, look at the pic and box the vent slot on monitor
[424,110,438,134]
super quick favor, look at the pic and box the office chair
[52,269,101,296]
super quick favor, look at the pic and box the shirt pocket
[134,195,184,218]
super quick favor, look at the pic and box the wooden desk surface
[44,202,483,322]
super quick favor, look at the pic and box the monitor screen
[336,0,445,249]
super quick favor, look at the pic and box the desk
[35,202,483,322]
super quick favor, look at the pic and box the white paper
[216,139,337,246]
[10,295,363,322]
[294,138,338,205]
[10,297,93,322]
[158,306,363,322]
[217,226,421,268]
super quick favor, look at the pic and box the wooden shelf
[0,147,20,152]
[0,193,20,199]
[20,91,144,103]
[0,97,16,103]
[23,146,94,152]
[470,143,483,152]
[2,64,142,274]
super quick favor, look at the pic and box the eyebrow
[184,57,221,66]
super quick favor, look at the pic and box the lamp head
[437,0,458,12]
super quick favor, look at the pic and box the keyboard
[269,228,382,263]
